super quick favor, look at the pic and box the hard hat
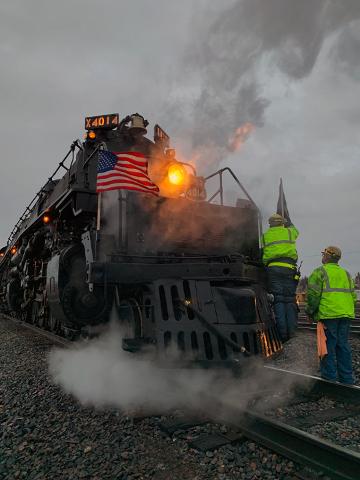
[268,213,285,225]
[322,246,342,259]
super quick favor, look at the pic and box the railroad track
[235,367,360,480]
[1,313,70,347]
[3,313,360,479]
[298,322,360,335]
[159,369,360,480]
[297,302,360,334]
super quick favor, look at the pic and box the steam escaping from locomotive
[49,319,304,414]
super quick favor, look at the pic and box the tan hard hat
[268,213,285,225]
[322,246,342,259]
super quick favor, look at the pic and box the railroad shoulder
[4,314,360,480]
[0,314,210,480]
[269,329,360,384]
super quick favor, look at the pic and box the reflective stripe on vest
[267,261,297,270]
[320,267,354,293]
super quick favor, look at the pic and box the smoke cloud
[167,0,360,170]
[48,321,314,417]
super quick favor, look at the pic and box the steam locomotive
[0,113,281,365]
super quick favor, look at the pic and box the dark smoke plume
[167,0,360,169]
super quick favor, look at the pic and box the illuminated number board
[85,113,119,130]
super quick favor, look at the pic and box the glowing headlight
[168,163,186,186]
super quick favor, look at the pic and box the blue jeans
[320,318,354,385]
[267,266,298,342]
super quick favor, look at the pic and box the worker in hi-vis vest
[262,213,299,342]
[306,246,356,385]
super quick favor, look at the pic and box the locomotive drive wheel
[59,244,112,327]
[62,282,111,326]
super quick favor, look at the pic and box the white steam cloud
[48,322,315,417]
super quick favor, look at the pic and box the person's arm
[305,268,323,320]
[351,277,357,306]
[288,224,299,239]
[261,233,269,265]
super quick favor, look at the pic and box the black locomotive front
[0,113,282,365]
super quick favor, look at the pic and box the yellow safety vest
[262,225,299,269]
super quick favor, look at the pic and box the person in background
[306,246,355,385]
[262,213,300,342]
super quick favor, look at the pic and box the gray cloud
[167,0,360,169]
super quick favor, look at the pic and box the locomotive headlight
[42,214,51,224]
[10,246,17,255]
[168,163,186,186]
[84,130,97,140]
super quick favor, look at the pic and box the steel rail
[297,321,360,335]
[264,365,360,403]
[221,407,360,480]
[298,324,360,335]
[1,314,70,348]
[209,367,360,480]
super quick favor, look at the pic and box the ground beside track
[270,329,360,384]
[0,314,334,480]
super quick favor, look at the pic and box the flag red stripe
[117,158,147,169]
[97,184,158,196]
[114,163,147,174]
[114,154,148,167]
[97,169,158,187]
[113,151,147,159]
[98,168,151,180]
[115,168,149,180]
[96,180,158,192]
[97,173,159,190]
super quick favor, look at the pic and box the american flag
[96,150,159,195]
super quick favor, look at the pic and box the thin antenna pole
[96,193,102,231]
[280,177,284,218]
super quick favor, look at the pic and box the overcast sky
[1,0,360,275]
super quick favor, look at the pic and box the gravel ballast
[1,315,356,479]
[270,329,360,383]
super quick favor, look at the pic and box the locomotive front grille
[153,279,281,363]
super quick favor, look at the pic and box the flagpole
[280,177,284,218]
[96,142,108,232]
[96,192,102,231]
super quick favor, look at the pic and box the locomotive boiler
[0,112,282,365]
